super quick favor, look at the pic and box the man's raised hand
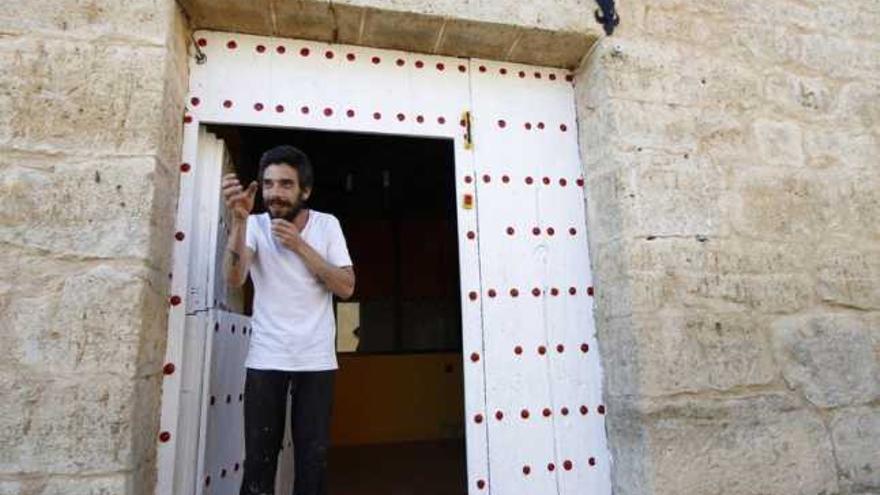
[222,173,258,221]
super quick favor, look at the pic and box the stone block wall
[575,1,879,494]
[0,1,189,493]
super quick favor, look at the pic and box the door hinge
[462,110,473,150]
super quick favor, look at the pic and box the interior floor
[329,439,466,495]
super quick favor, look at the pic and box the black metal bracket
[594,0,620,35]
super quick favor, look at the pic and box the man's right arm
[223,217,254,287]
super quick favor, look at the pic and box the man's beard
[267,195,305,222]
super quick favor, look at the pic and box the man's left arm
[271,218,356,299]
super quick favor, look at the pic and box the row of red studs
[467,286,594,301]
[464,175,585,187]
[470,342,590,360]
[197,38,574,82]
[466,227,582,238]
[205,462,241,486]
[473,404,606,423]
[209,393,243,405]
[522,457,598,475]
[496,120,570,132]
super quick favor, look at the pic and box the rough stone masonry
[0,0,877,494]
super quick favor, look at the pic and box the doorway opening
[208,123,466,495]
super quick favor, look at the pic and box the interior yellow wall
[331,353,464,446]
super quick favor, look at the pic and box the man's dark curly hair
[258,145,314,190]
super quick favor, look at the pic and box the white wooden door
[468,59,611,495]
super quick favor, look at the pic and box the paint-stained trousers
[240,368,335,495]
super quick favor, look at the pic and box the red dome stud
[396,58,405,66]
[300,47,310,56]
[523,465,531,475]
[301,106,310,114]
[587,286,594,296]
[499,67,507,75]
[510,288,519,297]
[169,295,182,306]
[346,53,355,61]
[566,74,574,82]
[256,44,266,53]
[514,345,523,355]
[550,73,557,80]
[346,109,355,118]
[396,113,405,121]
[477,479,486,490]
[468,291,478,301]
[254,102,264,111]
[506,227,515,235]
[543,408,552,417]
[234,463,240,471]
[474,413,484,424]
[577,178,585,187]
[183,115,192,124]
[464,175,473,184]
[466,231,476,240]
[525,176,534,185]
[415,60,424,68]
[559,178,568,187]
[551,288,559,296]
[581,343,590,353]
[569,227,577,235]
[569,287,577,295]
[371,56,381,64]
[276,45,286,54]
[538,346,547,355]
[223,100,233,108]
[479,65,487,72]
[542,177,551,185]
[416,115,424,123]
[325,50,334,59]
[437,116,446,124]
[580,405,588,415]
[534,71,542,79]
[495,410,504,421]
[588,457,597,466]
[525,122,532,130]
[373,112,381,120]
[197,38,207,47]
[163,363,176,375]
[497,119,506,128]
[532,227,541,236]
[275,104,285,113]
[564,460,573,471]
[226,40,237,49]
[190,97,200,106]
[174,231,185,241]
[537,122,545,130]
[502,175,510,183]
[482,174,490,183]
[205,476,211,486]
[159,431,171,442]
[179,163,191,172]
[520,409,530,419]
[547,227,555,236]
[221,468,227,478]
[324,107,333,116]
[458,64,466,72]
[532,287,541,297]
[548,463,556,472]
[561,406,569,415]
[598,405,606,414]
[470,352,480,362]
[557,344,565,353]
[436,62,445,71]
[560,124,568,132]
[488,289,497,298]
[518,70,526,78]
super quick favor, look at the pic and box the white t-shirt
[244,210,353,371]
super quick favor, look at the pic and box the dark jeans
[240,368,336,495]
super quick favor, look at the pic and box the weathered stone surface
[641,393,840,495]
[830,406,880,492]
[0,475,129,495]
[772,313,880,408]
[816,247,880,311]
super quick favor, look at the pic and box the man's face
[262,163,311,222]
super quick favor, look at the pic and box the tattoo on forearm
[229,249,240,266]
